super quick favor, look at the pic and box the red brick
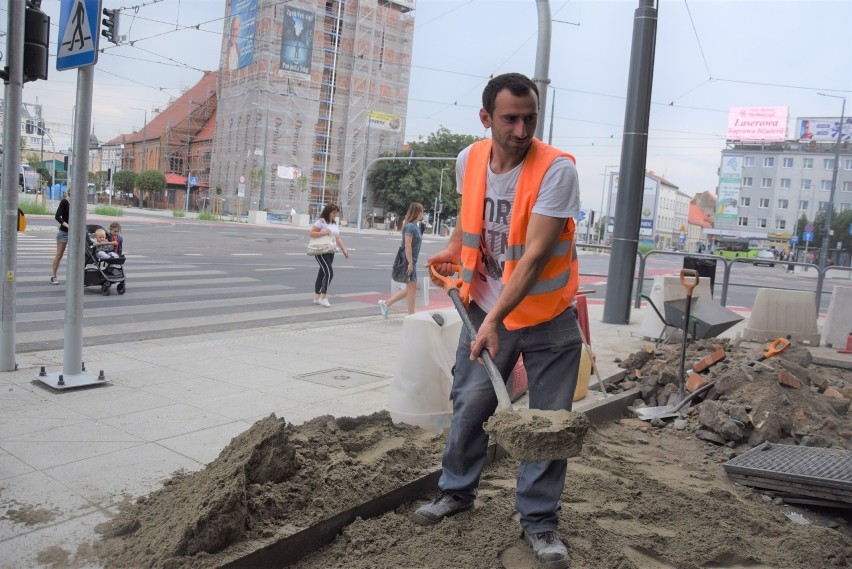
[776,372,802,389]
[824,387,845,399]
[686,372,709,393]
[692,346,726,374]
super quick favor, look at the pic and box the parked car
[753,250,776,267]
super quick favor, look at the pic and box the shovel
[428,265,589,461]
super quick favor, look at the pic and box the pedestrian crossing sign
[57,0,102,71]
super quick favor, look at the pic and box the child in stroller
[85,224,126,295]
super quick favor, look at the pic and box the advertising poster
[716,156,742,221]
[798,117,852,143]
[607,174,656,236]
[366,111,403,132]
[226,0,258,71]
[281,7,315,78]
[726,106,788,142]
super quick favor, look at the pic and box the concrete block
[742,288,820,345]
[823,286,852,348]
[247,210,267,224]
[640,275,713,341]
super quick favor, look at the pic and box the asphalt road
[10,215,850,352]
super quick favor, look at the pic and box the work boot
[524,530,569,568]
[410,491,473,525]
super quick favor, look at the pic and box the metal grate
[723,443,852,505]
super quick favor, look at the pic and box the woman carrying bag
[379,202,424,318]
[310,203,349,307]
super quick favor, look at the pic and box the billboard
[281,7,315,79]
[716,156,742,221]
[726,106,788,142]
[606,174,657,236]
[367,111,403,132]
[226,0,258,71]
[797,117,852,143]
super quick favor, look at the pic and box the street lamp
[599,165,618,244]
[129,107,147,208]
[816,92,846,270]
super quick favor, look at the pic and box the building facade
[713,138,852,248]
[210,0,415,223]
[605,170,694,250]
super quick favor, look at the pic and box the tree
[113,170,137,196]
[137,169,167,206]
[368,126,480,220]
[832,209,852,258]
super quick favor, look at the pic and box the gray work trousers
[438,302,583,533]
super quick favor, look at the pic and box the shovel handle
[429,266,513,411]
[759,337,791,361]
[680,269,699,298]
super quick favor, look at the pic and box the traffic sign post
[57,0,102,71]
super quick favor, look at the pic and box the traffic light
[102,8,120,44]
[23,1,50,83]
[107,168,112,182]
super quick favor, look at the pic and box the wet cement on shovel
[483,409,590,461]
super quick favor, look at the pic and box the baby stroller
[84,224,126,296]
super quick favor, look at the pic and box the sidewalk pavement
[0,295,846,567]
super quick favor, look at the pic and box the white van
[19,165,38,192]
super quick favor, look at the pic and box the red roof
[194,110,217,142]
[117,71,218,145]
[164,172,209,188]
[688,203,712,228]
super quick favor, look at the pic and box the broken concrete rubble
[611,338,852,450]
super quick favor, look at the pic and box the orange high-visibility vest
[459,138,579,330]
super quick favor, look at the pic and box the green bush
[197,212,218,221]
[93,205,124,217]
[172,209,186,218]
[19,202,48,215]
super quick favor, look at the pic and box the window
[737,217,749,227]
[824,159,835,170]
[742,176,753,187]
[761,178,773,188]
[802,158,813,169]
[756,218,767,228]
[780,178,791,189]
[739,197,751,207]
[759,198,770,208]
[775,219,786,230]
[843,181,852,192]
[818,201,830,211]
[743,157,755,167]
[841,203,851,213]
[799,200,809,211]
[821,180,833,191]
[782,158,794,168]
[777,199,788,209]
[845,159,852,170]
[801,179,812,190]
[764,157,775,167]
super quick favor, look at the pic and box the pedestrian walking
[414,73,582,569]
[310,204,349,307]
[379,202,424,318]
[50,189,71,285]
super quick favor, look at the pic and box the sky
[5,0,852,214]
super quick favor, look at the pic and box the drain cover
[723,443,852,506]
[295,367,389,389]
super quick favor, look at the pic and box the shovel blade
[632,405,680,421]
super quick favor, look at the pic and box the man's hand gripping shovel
[428,264,590,461]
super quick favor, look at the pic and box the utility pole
[130,107,147,208]
[603,0,659,324]
[0,1,25,371]
[532,0,551,140]
[816,93,846,270]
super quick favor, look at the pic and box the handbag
[306,234,336,256]
[391,246,408,282]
